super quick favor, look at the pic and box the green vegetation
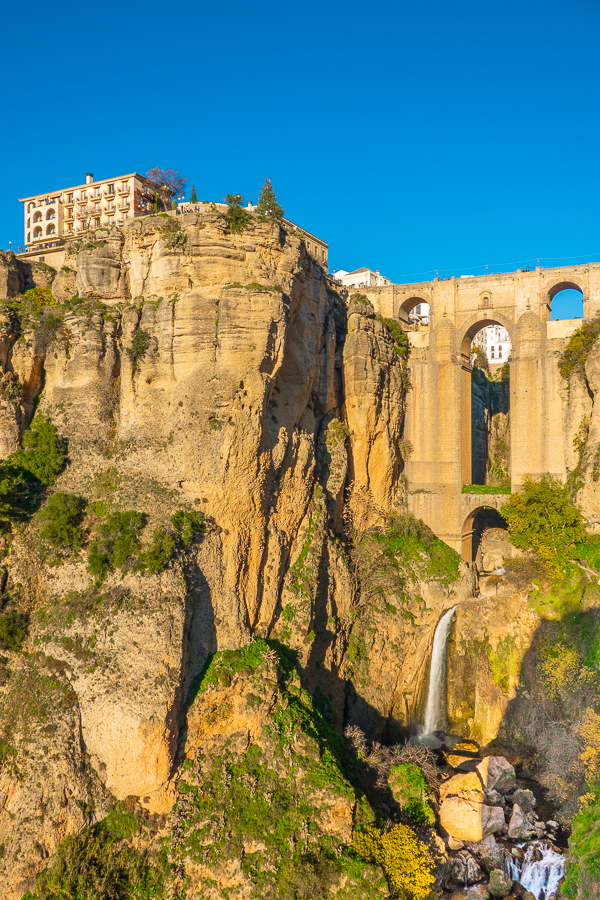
[0,609,28,651]
[136,527,175,575]
[37,492,86,549]
[472,346,489,372]
[0,417,67,527]
[23,803,167,900]
[388,763,435,826]
[166,227,188,250]
[374,511,461,586]
[127,329,151,373]
[190,185,197,203]
[12,417,67,486]
[379,317,409,359]
[256,177,284,222]
[171,509,203,545]
[563,784,600,898]
[88,511,145,580]
[462,484,511,494]
[351,823,434,900]
[501,473,586,566]
[225,193,251,233]
[558,319,600,380]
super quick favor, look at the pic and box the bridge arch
[461,504,508,562]
[399,296,429,319]
[458,313,515,488]
[459,312,516,361]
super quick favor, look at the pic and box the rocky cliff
[0,211,599,899]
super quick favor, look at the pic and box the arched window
[46,224,55,235]
[28,203,34,212]
[33,211,42,223]
[482,295,491,309]
[33,226,42,238]
[27,232,30,242]
[46,208,56,220]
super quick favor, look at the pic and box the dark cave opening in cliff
[469,323,511,486]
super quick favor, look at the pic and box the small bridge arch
[461,499,509,563]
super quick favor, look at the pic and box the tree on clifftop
[256,178,284,222]
[190,185,197,203]
[145,168,188,204]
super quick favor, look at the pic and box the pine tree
[256,178,284,222]
[190,185,197,203]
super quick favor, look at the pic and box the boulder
[450,852,484,885]
[468,834,505,871]
[440,762,507,842]
[508,803,536,840]
[485,789,505,807]
[466,888,489,900]
[445,739,481,768]
[488,869,512,898]
[486,757,516,793]
[512,788,536,812]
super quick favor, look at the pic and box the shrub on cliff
[23,803,165,900]
[380,317,409,359]
[558,319,600,380]
[88,510,146,579]
[12,417,67,486]
[136,527,176,575]
[171,508,203,545]
[351,822,434,900]
[501,474,586,566]
[37,492,86,549]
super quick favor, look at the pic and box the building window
[81,190,87,200]
[27,218,30,227]
[67,224,73,233]
[46,224,55,235]
[94,217,101,228]
[67,193,73,203]
[108,215,114,224]
[33,211,42,223]
[482,296,490,308]
[108,184,115,195]
[46,209,56,220]
[27,232,30,242]
[28,203,34,212]
[498,347,503,358]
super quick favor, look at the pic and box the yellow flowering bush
[351,823,434,900]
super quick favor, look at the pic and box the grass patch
[461,484,511,494]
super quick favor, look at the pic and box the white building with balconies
[19,172,165,263]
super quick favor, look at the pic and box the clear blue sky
[2,0,598,318]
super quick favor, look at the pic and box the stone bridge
[362,263,600,560]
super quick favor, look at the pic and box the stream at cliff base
[505,842,565,900]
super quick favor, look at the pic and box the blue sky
[2,0,598,318]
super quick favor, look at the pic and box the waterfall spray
[423,606,456,735]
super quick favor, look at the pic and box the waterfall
[422,606,456,735]
[505,842,565,900]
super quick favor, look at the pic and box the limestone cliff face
[0,212,416,895]
[575,341,600,529]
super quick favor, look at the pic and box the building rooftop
[18,172,149,202]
